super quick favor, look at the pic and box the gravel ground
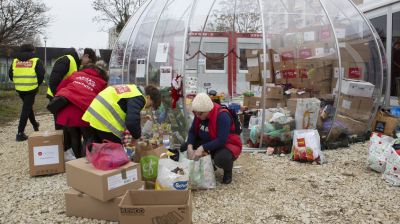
[1,114,400,224]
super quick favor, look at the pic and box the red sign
[348,67,362,79]
[114,85,132,94]
[282,69,297,79]
[16,61,33,68]
[298,69,308,78]
[320,27,331,40]
[281,51,295,61]
[299,49,312,59]
[297,138,306,147]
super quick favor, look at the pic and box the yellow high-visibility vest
[82,85,146,139]
[12,58,39,91]
[46,55,78,96]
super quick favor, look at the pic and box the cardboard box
[243,96,262,109]
[119,190,192,224]
[286,98,298,116]
[66,158,142,201]
[245,49,262,58]
[265,86,283,99]
[341,79,375,97]
[245,72,260,82]
[333,61,366,80]
[337,94,374,121]
[265,98,286,108]
[372,111,400,136]
[336,114,369,136]
[65,182,145,221]
[28,130,64,177]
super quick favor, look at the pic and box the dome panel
[111,0,386,145]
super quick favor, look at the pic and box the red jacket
[194,103,242,158]
[55,68,107,127]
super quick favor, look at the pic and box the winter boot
[16,132,28,142]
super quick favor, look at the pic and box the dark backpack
[219,105,242,135]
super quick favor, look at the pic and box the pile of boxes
[242,25,376,140]
[64,158,192,223]
[65,158,143,221]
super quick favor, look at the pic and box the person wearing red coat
[55,64,108,158]
[181,93,242,184]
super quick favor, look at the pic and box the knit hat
[191,93,214,112]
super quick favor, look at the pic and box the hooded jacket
[8,52,45,94]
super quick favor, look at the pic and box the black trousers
[48,96,71,151]
[180,141,234,172]
[90,127,122,144]
[63,126,93,158]
[17,91,38,133]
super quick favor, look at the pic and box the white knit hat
[191,93,214,112]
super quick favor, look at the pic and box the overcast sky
[41,0,110,49]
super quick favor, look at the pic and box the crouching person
[55,63,108,158]
[181,93,242,184]
[82,84,161,145]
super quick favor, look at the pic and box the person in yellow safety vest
[82,84,161,144]
[8,44,45,141]
[46,48,96,152]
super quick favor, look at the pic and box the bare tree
[0,0,50,47]
[206,0,262,33]
[92,0,145,34]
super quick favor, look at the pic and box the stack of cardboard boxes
[241,25,376,140]
[65,158,143,221]
[334,79,375,136]
[64,155,192,223]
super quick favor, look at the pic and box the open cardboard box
[119,190,192,224]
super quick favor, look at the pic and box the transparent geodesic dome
[109,0,386,145]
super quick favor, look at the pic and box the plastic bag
[383,147,400,186]
[180,152,216,189]
[155,157,189,190]
[368,133,394,173]
[134,141,166,182]
[295,98,320,130]
[291,129,324,164]
[86,140,129,170]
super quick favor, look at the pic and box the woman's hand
[187,144,195,159]
[193,146,205,160]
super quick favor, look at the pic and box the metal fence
[0,64,13,90]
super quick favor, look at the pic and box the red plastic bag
[86,140,129,170]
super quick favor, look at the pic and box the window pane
[370,15,387,49]
[206,53,225,70]
[393,11,400,96]
[239,49,247,70]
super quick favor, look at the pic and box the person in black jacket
[47,48,96,99]
[8,44,45,141]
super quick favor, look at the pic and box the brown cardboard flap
[121,190,190,206]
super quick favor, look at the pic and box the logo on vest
[114,85,132,94]
[16,61,33,68]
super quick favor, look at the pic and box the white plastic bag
[383,147,400,186]
[291,129,324,164]
[155,157,189,190]
[180,152,216,189]
[64,148,76,162]
[368,133,394,173]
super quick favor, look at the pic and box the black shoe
[33,122,40,132]
[222,170,232,184]
[16,133,28,142]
